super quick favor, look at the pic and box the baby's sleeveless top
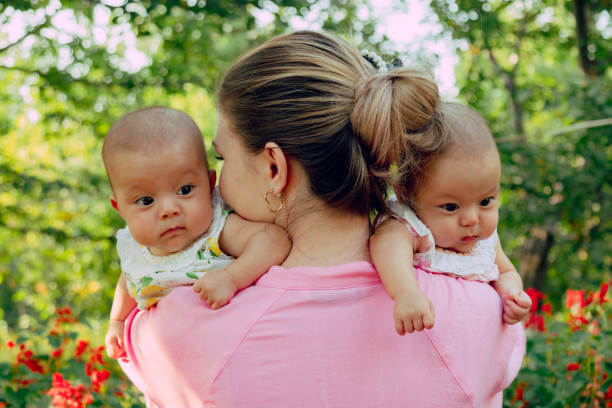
[388,198,499,282]
[116,189,234,309]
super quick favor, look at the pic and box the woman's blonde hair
[218,30,441,214]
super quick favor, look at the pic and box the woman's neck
[279,198,371,269]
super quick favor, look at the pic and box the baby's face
[109,141,215,256]
[413,152,501,253]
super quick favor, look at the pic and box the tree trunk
[573,0,597,76]
[518,224,555,292]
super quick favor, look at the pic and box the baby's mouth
[460,235,478,242]
[161,226,185,237]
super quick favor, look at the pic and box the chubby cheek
[126,215,157,248]
[426,218,458,248]
[481,211,499,238]
[192,202,214,236]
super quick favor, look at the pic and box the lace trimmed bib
[116,189,234,309]
[388,198,499,282]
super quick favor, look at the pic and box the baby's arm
[492,240,532,324]
[193,213,291,309]
[370,218,435,335]
[105,273,137,359]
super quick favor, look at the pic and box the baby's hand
[393,289,435,335]
[193,269,238,309]
[105,319,127,360]
[502,290,532,325]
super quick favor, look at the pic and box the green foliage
[0,0,400,326]
[0,0,611,404]
[504,284,612,407]
[0,307,144,407]
[430,0,611,301]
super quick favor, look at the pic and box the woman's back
[122,262,524,408]
[119,31,525,407]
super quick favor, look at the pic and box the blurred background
[0,0,610,405]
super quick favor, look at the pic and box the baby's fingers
[412,317,425,332]
[403,320,415,334]
[503,314,518,325]
[193,280,202,294]
[506,299,530,317]
[423,308,435,329]
[394,317,406,336]
[107,337,123,359]
[515,291,533,309]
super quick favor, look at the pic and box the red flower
[90,369,110,384]
[515,386,524,400]
[599,282,609,304]
[541,303,552,315]
[605,382,612,399]
[566,289,585,308]
[525,287,544,311]
[568,313,590,331]
[16,347,44,374]
[6,340,15,349]
[75,340,89,357]
[51,348,63,359]
[47,372,92,408]
[525,313,545,332]
[566,362,580,372]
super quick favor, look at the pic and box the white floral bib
[388,198,499,282]
[116,189,234,309]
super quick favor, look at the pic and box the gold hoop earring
[264,191,284,213]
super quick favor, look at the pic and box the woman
[120,31,524,407]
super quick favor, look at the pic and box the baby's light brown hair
[396,102,499,207]
[102,107,209,190]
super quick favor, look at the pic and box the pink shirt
[120,262,525,408]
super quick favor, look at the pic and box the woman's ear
[263,141,288,194]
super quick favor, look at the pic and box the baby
[102,107,290,358]
[371,102,532,335]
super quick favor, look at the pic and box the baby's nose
[160,198,180,219]
[460,208,478,227]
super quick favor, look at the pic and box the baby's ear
[110,196,119,212]
[208,170,217,195]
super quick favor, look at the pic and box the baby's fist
[393,291,435,335]
[193,269,238,309]
[503,290,532,325]
[105,320,126,359]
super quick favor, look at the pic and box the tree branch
[510,8,530,77]
[483,43,525,140]
[0,18,48,55]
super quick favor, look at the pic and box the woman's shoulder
[416,269,525,402]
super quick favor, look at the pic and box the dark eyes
[177,185,193,195]
[480,197,494,207]
[214,155,223,161]
[439,197,495,212]
[136,196,154,207]
[440,203,459,212]
[135,185,193,206]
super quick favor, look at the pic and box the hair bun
[351,68,440,173]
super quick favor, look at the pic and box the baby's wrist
[221,266,241,291]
